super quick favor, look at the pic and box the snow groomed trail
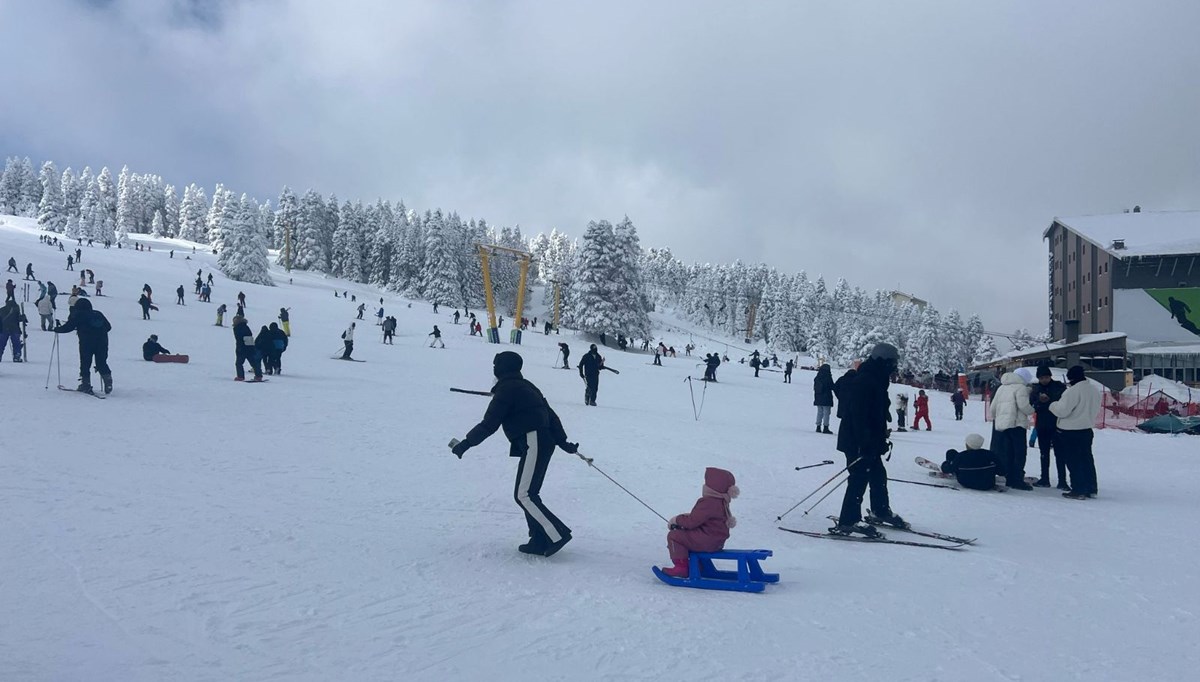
[2,216,1198,681]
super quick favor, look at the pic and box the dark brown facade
[1046,222,1114,340]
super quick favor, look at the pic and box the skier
[784,359,794,383]
[0,300,26,361]
[25,263,34,280]
[267,322,288,374]
[951,389,966,420]
[231,315,264,381]
[94,280,103,297]
[53,298,112,394]
[215,303,227,327]
[453,310,461,324]
[206,273,213,286]
[47,281,58,309]
[138,292,156,320]
[1049,366,1101,499]
[988,371,1035,490]
[376,307,385,325]
[278,307,291,336]
[831,343,906,537]
[653,348,662,366]
[142,334,170,361]
[382,316,397,344]
[75,248,81,263]
[895,393,909,432]
[6,257,16,273]
[940,434,1003,491]
[1029,364,1069,489]
[356,303,365,320]
[194,276,203,294]
[558,342,570,369]
[341,322,356,359]
[703,353,721,382]
[912,389,932,431]
[450,351,579,557]
[36,294,54,331]
[428,325,445,348]
[176,285,185,306]
[660,467,739,578]
[750,352,761,378]
[255,325,275,374]
[813,364,835,434]
[577,344,603,406]
[432,301,439,314]
[237,291,246,309]
[543,320,552,335]
[66,254,74,271]
[4,278,14,302]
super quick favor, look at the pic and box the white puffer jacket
[989,372,1034,430]
[1049,380,1102,430]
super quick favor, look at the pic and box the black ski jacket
[0,303,25,334]
[941,448,1001,491]
[142,340,170,360]
[55,299,110,349]
[814,368,835,407]
[1029,380,1066,429]
[578,350,602,378]
[462,371,570,457]
[836,360,891,458]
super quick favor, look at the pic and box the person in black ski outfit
[53,298,112,394]
[784,359,794,383]
[577,344,603,406]
[750,353,761,377]
[940,433,1003,491]
[138,293,155,320]
[232,315,263,381]
[176,285,186,305]
[703,353,721,382]
[0,300,27,361]
[558,342,570,369]
[832,343,906,536]
[142,334,170,361]
[1029,364,1069,489]
[451,351,579,557]
[267,322,288,373]
[951,389,966,420]
[814,364,835,434]
[255,325,275,374]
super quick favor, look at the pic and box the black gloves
[451,441,470,458]
[561,442,579,454]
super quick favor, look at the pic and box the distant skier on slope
[577,344,603,406]
[428,325,444,348]
[53,298,112,394]
[341,322,356,360]
[558,342,570,369]
[450,351,579,557]
[231,315,264,381]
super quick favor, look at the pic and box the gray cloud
[3,0,1199,335]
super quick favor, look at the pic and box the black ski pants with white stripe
[514,430,571,546]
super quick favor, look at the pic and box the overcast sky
[3,0,1199,335]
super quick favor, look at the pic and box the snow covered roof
[1044,211,1200,258]
[990,332,1128,364]
[1122,373,1197,403]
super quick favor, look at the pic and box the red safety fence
[982,382,1198,432]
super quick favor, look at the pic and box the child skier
[428,325,444,348]
[912,390,932,430]
[661,467,739,578]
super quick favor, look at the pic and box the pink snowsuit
[667,467,737,563]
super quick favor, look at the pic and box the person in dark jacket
[1029,365,1069,489]
[940,434,1003,490]
[232,315,263,381]
[833,344,906,536]
[254,325,275,374]
[0,300,27,361]
[142,334,170,361]
[53,298,112,393]
[951,389,966,420]
[267,322,288,373]
[784,359,794,383]
[176,285,186,306]
[451,351,579,557]
[814,364,835,433]
[138,293,155,320]
[558,342,570,369]
[577,344,603,406]
[750,353,761,377]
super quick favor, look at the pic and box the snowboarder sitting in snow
[661,467,739,578]
[940,434,1003,491]
[142,334,170,361]
[451,351,579,557]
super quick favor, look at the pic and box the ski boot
[866,510,910,530]
[101,373,112,395]
[829,522,883,539]
[77,383,95,395]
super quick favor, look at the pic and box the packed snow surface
[2,216,1198,681]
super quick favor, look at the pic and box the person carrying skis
[1029,364,1069,489]
[341,322,356,359]
[138,292,155,320]
[813,364,835,434]
[951,389,966,420]
[988,371,1035,490]
[278,307,291,336]
[176,285,186,306]
[450,351,579,557]
[912,389,932,431]
[577,344,603,406]
[832,343,906,537]
[0,300,27,362]
[940,434,1003,491]
[1049,365,1101,500]
[784,359,794,383]
[53,298,112,394]
[428,325,444,348]
[215,303,227,327]
[382,316,397,344]
[356,303,366,320]
[231,315,263,381]
[660,467,738,578]
[558,342,570,369]
[142,334,170,361]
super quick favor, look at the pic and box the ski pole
[776,456,861,521]
[889,477,957,490]
[450,387,492,397]
[571,449,669,523]
[794,460,835,471]
[801,475,849,517]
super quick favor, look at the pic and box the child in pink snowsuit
[662,467,738,578]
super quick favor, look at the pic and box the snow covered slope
[2,216,1198,681]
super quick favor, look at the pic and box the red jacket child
[661,467,738,578]
[913,390,932,430]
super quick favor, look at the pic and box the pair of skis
[779,515,974,550]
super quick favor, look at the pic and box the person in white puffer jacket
[1049,365,1102,499]
[988,371,1035,489]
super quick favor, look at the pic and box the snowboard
[152,354,190,363]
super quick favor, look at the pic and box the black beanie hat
[1036,364,1052,378]
[1066,365,1086,383]
[493,351,523,376]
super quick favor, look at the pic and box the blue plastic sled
[652,549,779,593]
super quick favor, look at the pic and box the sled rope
[572,451,669,523]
